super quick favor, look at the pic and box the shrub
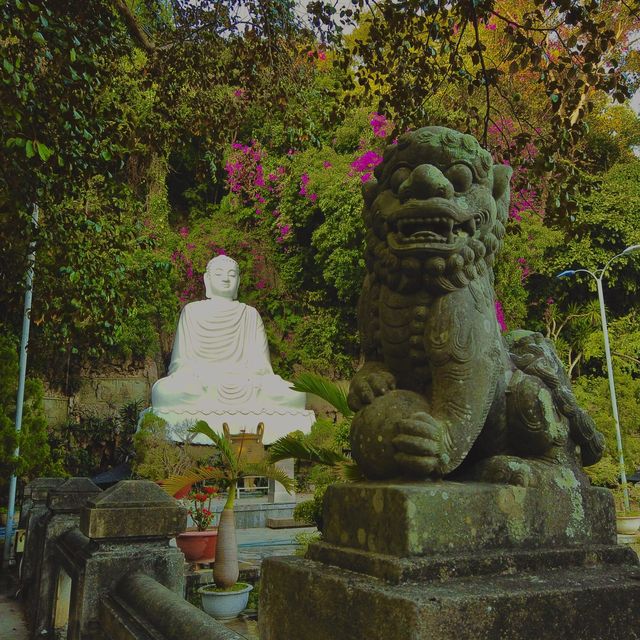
[0,333,65,496]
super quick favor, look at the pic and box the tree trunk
[213,507,239,588]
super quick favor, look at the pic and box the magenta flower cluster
[307,49,327,61]
[350,150,383,183]
[488,118,541,222]
[495,300,507,332]
[370,113,390,139]
[225,141,288,218]
[224,141,294,248]
[170,247,200,304]
[169,228,231,304]
[517,257,531,281]
[298,173,318,202]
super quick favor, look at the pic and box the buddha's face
[206,264,239,299]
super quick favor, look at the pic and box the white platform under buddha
[150,407,316,444]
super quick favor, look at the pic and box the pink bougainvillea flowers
[495,300,507,332]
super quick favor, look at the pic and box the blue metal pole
[3,204,39,568]
[595,276,629,511]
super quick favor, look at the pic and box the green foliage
[495,212,565,331]
[275,148,366,303]
[610,483,640,515]
[544,160,640,297]
[0,0,128,208]
[273,373,359,529]
[293,483,328,530]
[133,413,200,482]
[584,455,620,488]
[584,103,640,172]
[294,530,322,556]
[49,400,140,478]
[574,374,640,476]
[0,333,64,495]
[269,433,347,467]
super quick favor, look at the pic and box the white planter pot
[616,513,640,535]
[198,582,253,620]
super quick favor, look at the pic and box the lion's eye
[445,164,473,193]
[389,167,412,193]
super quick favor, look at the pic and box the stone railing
[18,477,244,640]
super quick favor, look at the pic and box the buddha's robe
[152,299,304,411]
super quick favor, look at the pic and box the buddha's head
[204,255,240,300]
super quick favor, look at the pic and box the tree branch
[112,0,156,52]
[613,351,640,366]
[469,4,491,144]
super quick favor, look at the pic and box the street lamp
[557,244,640,512]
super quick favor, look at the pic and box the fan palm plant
[268,372,363,485]
[160,420,294,588]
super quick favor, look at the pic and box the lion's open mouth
[387,205,477,253]
[394,215,476,245]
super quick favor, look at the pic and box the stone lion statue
[348,126,604,484]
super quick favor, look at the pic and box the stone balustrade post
[19,477,65,601]
[29,478,101,637]
[58,480,187,640]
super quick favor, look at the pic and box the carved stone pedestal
[259,482,640,640]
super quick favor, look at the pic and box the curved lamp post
[557,244,640,511]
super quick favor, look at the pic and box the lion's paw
[393,412,452,478]
[348,370,396,411]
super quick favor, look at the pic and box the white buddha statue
[149,255,315,444]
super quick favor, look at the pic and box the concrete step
[266,517,311,529]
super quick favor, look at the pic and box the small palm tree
[268,372,362,482]
[160,421,294,588]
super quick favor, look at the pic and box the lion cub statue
[348,126,604,485]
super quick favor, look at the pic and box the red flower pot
[176,529,219,562]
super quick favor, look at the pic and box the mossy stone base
[260,553,640,640]
[321,481,615,556]
[307,540,635,584]
[260,480,638,639]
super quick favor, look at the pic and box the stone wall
[43,360,158,426]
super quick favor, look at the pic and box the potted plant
[612,483,640,535]
[175,485,220,562]
[161,420,294,620]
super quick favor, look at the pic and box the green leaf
[159,467,227,498]
[335,460,365,482]
[32,31,45,45]
[290,372,353,417]
[70,48,77,62]
[268,434,347,466]
[25,140,35,158]
[189,421,239,473]
[36,141,53,161]
[3,59,14,73]
[242,461,295,492]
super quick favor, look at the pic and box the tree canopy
[0,0,639,477]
